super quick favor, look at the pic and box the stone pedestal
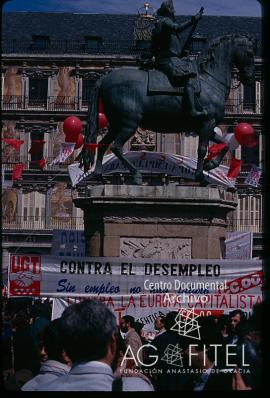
[74,184,237,259]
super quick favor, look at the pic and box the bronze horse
[84,35,256,185]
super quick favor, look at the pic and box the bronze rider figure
[151,0,208,118]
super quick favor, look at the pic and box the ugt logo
[9,255,41,296]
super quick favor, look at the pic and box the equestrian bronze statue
[83,3,255,185]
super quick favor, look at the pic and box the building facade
[1,10,263,265]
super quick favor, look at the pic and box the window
[191,36,207,55]
[23,207,28,222]
[29,131,44,167]
[135,39,151,49]
[237,195,262,232]
[84,36,102,52]
[82,79,96,107]
[28,78,48,107]
[243,82,256,112]
[32,35,50,50]
[35,207,39,221]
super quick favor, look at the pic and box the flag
[206,143,228,161]
[227,157,242,179]
[2,138,24,151]
[68,163,85,187]
[49,142,75,165]
[12,163,25,180]
[28,140,46,155]
[244,164,262,187]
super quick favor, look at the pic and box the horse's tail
[83,78,103,170]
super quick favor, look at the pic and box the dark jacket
[149,330,192,391]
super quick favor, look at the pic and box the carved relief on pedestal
[120,237,191,259]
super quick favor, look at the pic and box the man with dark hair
[40,301,153,391]
[120,315,143,368]
[22,319,71,391]
[228,310,247,344]
[154,315,166,337]
[151,0,207,118]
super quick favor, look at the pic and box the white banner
[8,254,262,334]
[50,142,75,166]
[69,151,235,188]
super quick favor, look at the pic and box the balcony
[227,219,262,233]
[225,99,263,115]
[2,95,82,111]
[2,216,84,231]
[2,95,263,115]
[2,39,150,56]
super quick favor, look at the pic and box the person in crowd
[113,327,153,390]
[40,300,153,391]
[120,315,143,368]
[233,313,262,389]
[154,315,166,337]
[2,313,14,383]
[217,314,231,343]
[147,311,191,391]
[134,321,147,343]
[4,313,37,390]
[180,316,233,391]
[228,310,247,344]
[30,302,51,346]
[21,319,71,391]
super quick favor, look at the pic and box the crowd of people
[1,296,263,391]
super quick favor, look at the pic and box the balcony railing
[2,95,263,115]
[2,96,83,111]
[2,216,262,233]
[225,100,263,114]
[2,158,76,172]
[2,39,151,56]
[227,219,262,233]
[2,216,84,231]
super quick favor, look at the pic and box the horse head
[232,35,256,86]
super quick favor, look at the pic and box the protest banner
[8,254,262,336]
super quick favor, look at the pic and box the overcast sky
[3,0,261,17]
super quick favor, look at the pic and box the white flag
[50,142,75,166]
[244,164,262,187]
[68,163,85,187]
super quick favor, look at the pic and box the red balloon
[65,131,79,143]
[234,123,257,147]
[63,116,83,136]
[99,113,108,129]
[74,133,84,149]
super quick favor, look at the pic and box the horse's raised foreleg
[195,119,216,185]
[203,130,229,171]
[110,124,143,185]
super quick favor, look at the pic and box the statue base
[74,184,237,259]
